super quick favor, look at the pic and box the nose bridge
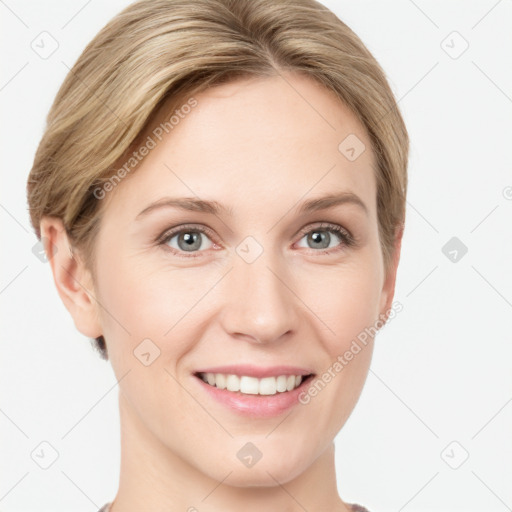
[220,242,299,344]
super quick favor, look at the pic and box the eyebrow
[136,197,232,219]
[135,192,368,220]
[296,192,368,216]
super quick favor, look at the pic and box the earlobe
[39,216,103,338]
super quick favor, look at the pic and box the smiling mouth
[194,372,315,396]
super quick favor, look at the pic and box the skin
[41,72,402,512]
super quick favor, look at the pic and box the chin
[222,447,311,487]
[221,462,307,488]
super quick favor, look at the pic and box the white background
[1,1,511,511]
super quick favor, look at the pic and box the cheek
[94,252,217,363]
[296,253,383,352]
[292,267,380,443]
[93,259,204,426]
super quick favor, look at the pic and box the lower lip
[193,374,314,418]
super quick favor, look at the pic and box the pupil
[179,232,201,251]
[309,231,329,249]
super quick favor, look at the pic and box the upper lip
[194,365,315,379]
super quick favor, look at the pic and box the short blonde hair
[27,0,409,359]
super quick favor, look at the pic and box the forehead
[103,73,377,220]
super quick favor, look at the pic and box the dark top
[98,502,370,511]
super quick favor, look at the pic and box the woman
[26,0,408,510]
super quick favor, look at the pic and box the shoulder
[350,504,371,512]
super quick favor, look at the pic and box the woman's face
[89,73,397,485]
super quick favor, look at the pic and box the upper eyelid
[157,223,216,242]
[296,222,350,236]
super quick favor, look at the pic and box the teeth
[199,372,306,395]
[226,374,240,392]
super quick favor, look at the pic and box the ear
[39,216,103,338]
[378,223,404,320]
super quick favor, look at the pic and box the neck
[110,391,352,512]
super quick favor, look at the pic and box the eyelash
[156,222,355,259]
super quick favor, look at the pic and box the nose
[219,248,300,345]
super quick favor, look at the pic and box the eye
[157,222,355,258]
[295,223,354,254]
[157,224,217,258]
